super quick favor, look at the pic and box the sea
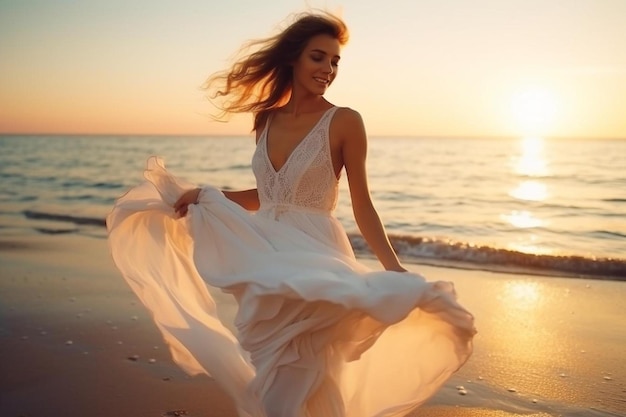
[1,134,624,280]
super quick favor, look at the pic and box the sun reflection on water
[503,137,552,254]
[507,237,554,255]
[501,210,544,229]
[516,136,548,177]
[509,180,549,201]
[509,137,550,202]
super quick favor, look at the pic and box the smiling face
[291,34,341,97]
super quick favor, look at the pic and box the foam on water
[12,209,626,280]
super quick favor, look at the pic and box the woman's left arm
[339,109,407,272]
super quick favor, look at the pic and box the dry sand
[1,233,624,417]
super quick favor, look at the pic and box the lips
[314,77,329,85]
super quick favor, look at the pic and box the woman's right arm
[223,189,259,210]
[226,128,263,210]
[175,131,262,216]
[174,187,259,217]
[223,127,263,211]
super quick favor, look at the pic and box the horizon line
[1,132,625,141]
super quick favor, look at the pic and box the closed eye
[310,49,341,66]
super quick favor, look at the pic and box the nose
[324,60,334,75]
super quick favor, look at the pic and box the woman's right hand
[173,188,201,217]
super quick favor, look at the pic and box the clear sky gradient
[1,0,625,138]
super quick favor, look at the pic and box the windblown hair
[203,11,349,131]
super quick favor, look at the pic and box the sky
[1,0,625,138]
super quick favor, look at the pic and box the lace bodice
[251,106,339,216]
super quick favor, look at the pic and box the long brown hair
[203,11,349,131]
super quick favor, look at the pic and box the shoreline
[1,233,625,417]
[11,207,626,281]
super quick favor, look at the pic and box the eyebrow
[310,48,341,60]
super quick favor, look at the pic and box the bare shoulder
[333,107,363,126]
[332,107,366,141]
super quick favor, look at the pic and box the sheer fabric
[107,106,476,417]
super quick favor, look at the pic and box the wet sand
[1,233,624,417]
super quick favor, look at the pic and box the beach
[1,231,624,417]
[2,1,626,414]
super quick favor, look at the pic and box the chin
[314,85,329,94]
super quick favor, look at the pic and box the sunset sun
[510,87,559,136]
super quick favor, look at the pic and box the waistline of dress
[258,203,332,220]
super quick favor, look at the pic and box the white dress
[107,106,476,417]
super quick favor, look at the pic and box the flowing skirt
[106,157,476,417]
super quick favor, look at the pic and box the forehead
[304,34,341,57]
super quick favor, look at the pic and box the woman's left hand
[173,188,201,217]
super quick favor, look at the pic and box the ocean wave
[35,227,78,235]
[19,210,626,280]
[23,210,105,227]
[350,234,626,280]
[59,179,124,189]
[591,230,626,239]
[201,164,251,172]
[93,181,125,189]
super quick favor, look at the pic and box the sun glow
[510,88,559,136]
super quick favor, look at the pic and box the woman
[107,11,475,417]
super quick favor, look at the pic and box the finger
[174,199,186,212]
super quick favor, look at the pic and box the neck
[283,90,328,116]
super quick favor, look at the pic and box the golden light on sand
[510,87,559,136]
[504,281,541,310]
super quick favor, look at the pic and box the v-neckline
[264,107,334,174]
